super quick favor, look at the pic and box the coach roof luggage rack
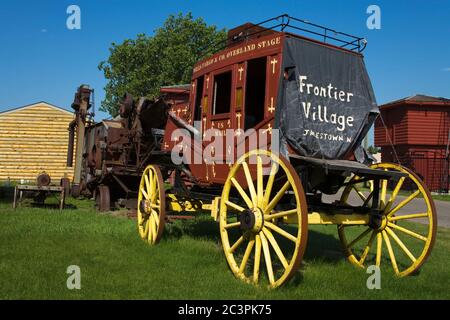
[225,14,367,53]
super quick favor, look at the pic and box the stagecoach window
[194,76,204,121]
[212,71,232,115]
[245,57,267,129]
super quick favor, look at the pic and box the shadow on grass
[303,230,345,263]
[30,202,77,210]
[0,186,15,202]
[164,215,221,242]
[1,186,78,210]
[163,215,346,287]
[163,213,345,264]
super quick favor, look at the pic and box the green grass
[0,195,449,300]
[430,194,450,201]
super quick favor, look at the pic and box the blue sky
[0,0,449,143]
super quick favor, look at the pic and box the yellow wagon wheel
[338,162,437,277]
[220,150,308,288]
[137,165,166,245]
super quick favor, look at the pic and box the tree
[98,13,227,116]
[367,145,380,154]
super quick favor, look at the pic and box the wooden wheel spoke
[259,232,275,284]
[359,231,376,265]
[264,208,297,221]
[151,186,159,203]
[151,211,159,227]
[223,221,241,229]
[389,213,428,221]
[144,174,151,196]
[362,191,374,207]
[229,236,245,253]
[384,177,405,212]
[143,218,150,238]
[239,239,255,274]
[382,230,399,274]
[137,214,144,226]
[257,156,264,207]
[385,227,416,263]
[148,168,153,184]
[265,221,297,243]
[152,172,159,201]
[147,217,153,238]
[348,228,371,249]
[151,217,158,242]
[140,187,150,200]
[387,222,427,241]
[386,190,421,218]
[376,232,382,267]
[262,162,278,207]
[231,177,253,209]
[253,235,262,283]
[149,169,154,193]
[242,162,257,207]
[264,180,291,214]
[263,227,289,269]
[380,177,388,207]
[225,200,245,212]
[353,185,367,202]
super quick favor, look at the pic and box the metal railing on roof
[212,14,367,53]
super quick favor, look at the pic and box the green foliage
[367,145,380,154]
[98,13,227,116]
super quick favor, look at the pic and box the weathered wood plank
[0,103,76,181]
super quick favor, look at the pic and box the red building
[374,94,450,192]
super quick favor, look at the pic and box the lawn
[0,193,449,300]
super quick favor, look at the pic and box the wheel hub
[378,215,388,230]
[139,199,151,216]
[370,213,388,231]
[239,208,264,233]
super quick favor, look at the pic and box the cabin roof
[160,84,191,94]
[380,94,450,110]
[0,101,72,116]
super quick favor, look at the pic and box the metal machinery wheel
[220,150,308,288]
[96,185,111,212]
[137,165,166,245]
[338,162,437,277]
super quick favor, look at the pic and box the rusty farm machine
[66,15,437,288]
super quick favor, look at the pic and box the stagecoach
[71,15,437,288]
